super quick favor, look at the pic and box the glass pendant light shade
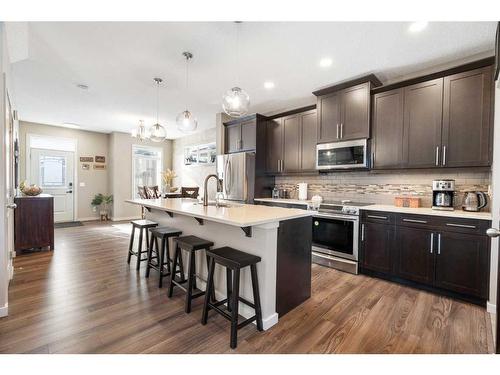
[222,87,250,117]
[132,120,148,141]
[176,110,198,133]
[149,123,166,142]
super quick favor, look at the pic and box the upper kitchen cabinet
[403,78,444,168]
[223,114,266,154]
[313,75,382,144]
[372,88,404,169]
[282,114,301,172]
[441,66,493,167]
[266,117,284,174]
[300,109,318,171]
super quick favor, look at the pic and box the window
[132,145,163,198]
[39,155,67,187]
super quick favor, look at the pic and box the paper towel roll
[298,183,308,200]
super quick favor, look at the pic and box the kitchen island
[126,198,313,330]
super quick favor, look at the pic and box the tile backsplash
[275,170,491,210]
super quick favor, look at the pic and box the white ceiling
[7,22,498,139]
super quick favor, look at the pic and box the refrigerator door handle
[226,159,232,194]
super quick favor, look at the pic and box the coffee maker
[432,179,455,211]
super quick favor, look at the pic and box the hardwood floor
[0,221,493,353]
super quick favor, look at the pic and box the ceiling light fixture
[62,122,81,129]
[131,120,148,141]
[149,78,167,142]
[176,52,198,133]
[222,21,250,118]
[264,81,275,89]
[408,21,428,33]
[319,57,333,68]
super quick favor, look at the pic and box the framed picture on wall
[184,143,216,166]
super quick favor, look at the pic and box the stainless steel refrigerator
[216,152,256,203]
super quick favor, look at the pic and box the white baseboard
[487,301,496,314]
[0,304,8,318]
[111,216,141,222]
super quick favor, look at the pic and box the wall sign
[93,164,106,170]
[81,163,90,170]
[80,156,93,162]
[95,156,106,163]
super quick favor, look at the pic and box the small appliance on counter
[462,191,488,212]
[432,179,455,211]
[298,183,308,200]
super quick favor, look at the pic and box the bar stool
[201,246,263,349]
[168,235,214,313]
[127,219,158,271]
[146,227,183,288]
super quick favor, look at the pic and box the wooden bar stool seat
[127,219,158,271]
[201,246,263,349]
[168,235,214,313]
[146,227,183,288]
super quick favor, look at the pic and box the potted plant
[91,193,113,221]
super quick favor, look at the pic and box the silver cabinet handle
[6,203,17,209]
[366,214,388,220]
[435,146,439,166]
[340,123,343,139]
[402,218,427,224]
[371,153,375,168]
[438,233,441,255]
[442,146,446,166]
[277,159,280,172]
[336,123,339,139]
[361,224,365,241]
[446,223,476,229]
[430,233,434,254]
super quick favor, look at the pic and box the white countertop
[254,198,492,221]
[126,198,313,227]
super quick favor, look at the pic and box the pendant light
[176,52,198,133]
[149,77,167,142]
[222,21,250,118]
[132,120,148,141]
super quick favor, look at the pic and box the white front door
[30,148,74,222]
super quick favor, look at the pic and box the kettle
[462,191,488,212]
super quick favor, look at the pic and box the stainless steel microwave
[316,139,368,170]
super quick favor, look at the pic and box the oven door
[316,139,368,170]
[312,213,359,261]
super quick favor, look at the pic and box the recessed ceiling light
[76,84,89,90]
[62,122,81,129]
[319,58,333,68]
[408,21,428,33]
[264,81,275,89]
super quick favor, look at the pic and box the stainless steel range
[312,200,372,274]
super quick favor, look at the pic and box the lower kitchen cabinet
[360,221,393,274]
[394,226,435,286]
[434,231,490,299]
[359,211,491,304]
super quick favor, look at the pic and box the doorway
[29,148,75,222]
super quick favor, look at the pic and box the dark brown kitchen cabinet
[434,231,489,298]
[282,114,301,172]
[300,109,318,171]
[341,83,371,140]
[395,226,435,286]
[403,78,443,168]
[372,88,404,169]
[317,91,341,143]
[441,66,493,167]
[360,221,394,274]
[224,116,259,153]
[266,117,283,174]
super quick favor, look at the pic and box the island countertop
[126,198,314,227]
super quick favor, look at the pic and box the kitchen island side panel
[276,216,312,316]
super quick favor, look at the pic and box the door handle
[435,146,439,166]
[6,203,17,209]
[437,233,441,255]
[366,214,388,220]
[336,123,339,139]
[361,224,365,241]
[66,190,73,193]
[430,233,434,254]
[486,228,500,238]
[442,146,446,166]
[340,123,343,139]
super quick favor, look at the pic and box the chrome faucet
[203,174,223,207]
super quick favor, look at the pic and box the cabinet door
[340,82,370,140]
[240,119,257,151]
[403,78,443,168]
[317,91,341,143]
[360,221,394,274]
[225,124,241,153]
[395,226,435,285]
[372,88,404,169]
[282,114,301,172]
[300,109,317,171]
[442,67,493,167]
[434,232,490,298]
[266,118,283,174]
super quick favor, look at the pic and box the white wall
[108,131,172,221]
